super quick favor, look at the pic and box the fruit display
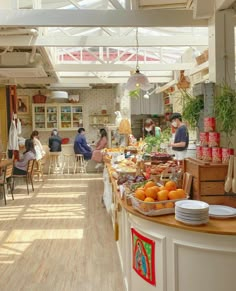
[130,180,187,216]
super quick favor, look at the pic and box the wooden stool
[34,159,44,181]
[48,152,61,174]
[74,154,88,173]
[61,154,74,174]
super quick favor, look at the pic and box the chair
[61,153,74,174]
[0,163,14,205]
[12,159,35,195]
[74,154,88,174]
[48,152,61,174]
[34,159,45,181]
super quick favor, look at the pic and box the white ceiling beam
[215,0,236,10]
[54,63,194,72]
[193,0,215,19]
[0,35,208,47]
[109,0,125,9]
[0,9,208,27]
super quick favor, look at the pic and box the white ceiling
[0,0,235,89]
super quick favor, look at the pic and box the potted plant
[181,90,204,129]
[214,84,236,146]
[144,128,171,153]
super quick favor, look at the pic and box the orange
[165,180,177,191]
[159,185,166,191]
[151,185,160,193]
[155,203,164,210]
[157,190,169,201]
[135,189,146,201]
[168,190,178,200]
[176,188,186,198]
[144,197,155,202]
[165,201,174,208]
[144,181,156,189]
[145,187,157,200]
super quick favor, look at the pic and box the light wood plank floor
[0,173,125,291]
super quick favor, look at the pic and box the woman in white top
[30,130,45,161]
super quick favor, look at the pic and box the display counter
[104,164,236,291]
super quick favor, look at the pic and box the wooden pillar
[208,9,235,88]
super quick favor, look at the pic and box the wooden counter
[105,163,236,291]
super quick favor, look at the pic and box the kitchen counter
[104,163,236,291]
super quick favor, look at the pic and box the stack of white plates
[175,200,209,225]
[209,205,236,219]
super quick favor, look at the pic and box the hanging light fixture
[126,28,152,91]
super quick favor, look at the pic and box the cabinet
[89,114,111,126]
[32,104,83,130]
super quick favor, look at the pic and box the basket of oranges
[130,180,187,216]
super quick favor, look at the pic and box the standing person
[169,112,189,161]
[74,128,92,160]
[30,130,45,160]
[92,128,108,163]
[13,139,36,175]
[48,129,62,152]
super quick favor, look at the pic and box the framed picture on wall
[17,95,29,114]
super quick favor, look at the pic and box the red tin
[204,117,216,132]
[199,132,209,147]
[208,132,220,147]
[212,147,222,163]
[222,148,234,164]
[202,147,212,162]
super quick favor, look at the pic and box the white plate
[209,205,236,218]
[175,200,209,212]
[175,212,209,221]
[175,215,209,225]
[175,206,209,215]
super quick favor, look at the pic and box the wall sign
[17,95,29,114]
[131,228,156,286]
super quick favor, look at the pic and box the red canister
[222,148,234,164]
[208,132,220,147]
[199,132,209,146]
[204,117,216,132]
[196,146,203,160]
[212,147,222,163]
[202,147,212,162]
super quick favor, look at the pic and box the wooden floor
[0,173,125,291]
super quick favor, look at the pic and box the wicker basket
[33,91,47,103]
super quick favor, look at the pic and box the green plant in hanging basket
[129,88,141,98]
[181,90,204,129]
[214,84,236,145]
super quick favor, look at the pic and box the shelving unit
[89,114,111,126]
[32,103,83,130]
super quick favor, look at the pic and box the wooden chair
[12,159,35,195]
[0,162,14,205]
[74,154,88,173]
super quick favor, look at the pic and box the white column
[208,9,235,88]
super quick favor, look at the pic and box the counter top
[107,164,236,236]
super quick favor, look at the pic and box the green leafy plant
[129,88,140,98]
[144,128,171,153]
[214,84,236,145]
[181,90,204,128]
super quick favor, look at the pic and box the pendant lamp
[126,28,152,91]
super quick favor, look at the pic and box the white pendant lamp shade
[126,69,152,91]
[50,91,68,99]
[126,28,152,92]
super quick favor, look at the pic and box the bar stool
[48,152,61,174]
[61,153,74,174]
[74,154,88,174]
[34,159,44,181]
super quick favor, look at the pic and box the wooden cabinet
[32,104,83,130]
[184,158,231,205]
[89,114,110,126]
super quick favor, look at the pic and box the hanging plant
[129,88,141,98]
[214,84,236,145]
[181,90,204,129]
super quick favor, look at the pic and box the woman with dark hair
[92,128,108,163]
[31,130,45,160]
[13,139,36,175]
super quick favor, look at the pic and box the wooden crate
[184,158,232,204]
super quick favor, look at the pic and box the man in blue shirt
[74,128,92,160]
[169,113,189,161]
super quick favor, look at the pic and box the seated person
[74,128,92,160]
[13,139,36,175]
[48,129,62,152]
[92,128,108,163]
